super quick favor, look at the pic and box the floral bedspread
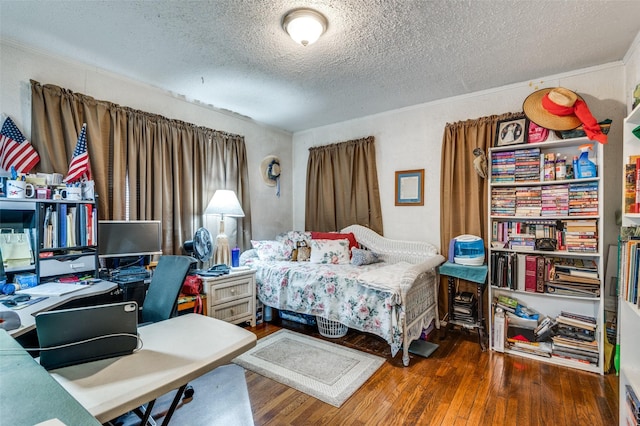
[248,259,409,356]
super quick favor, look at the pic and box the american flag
[63,123,91,183]
[0,116,40,173]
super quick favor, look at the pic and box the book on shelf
[626,162,637,214]
[525,255,538,293]
[626,385,640,424]
[636,157,640,215]
[495,295,518,313]
[59,203,67,248]
[556,312,597,330]
[536,255,545,293]
[507,338,552,357]
[516,254,526,292]
[546,281,600,298]
[553,270,599,285]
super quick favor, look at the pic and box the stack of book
[551,311,599,365]
[506,338,552,358]
[491,151,516,182]
[514,148,541,182]
[491,187,516,216]
[515,187,542,216]
[505,302,553,357]
[624,155,640,214]
[541,184,569,216]
[568,182,599,216]
[490,252,517,289]
[626,385,640,426]
[452,291,477,324]
[620,233,640,305]
[564,219,598,253]
[546,257,600,297]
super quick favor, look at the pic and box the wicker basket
[316,316,348,338]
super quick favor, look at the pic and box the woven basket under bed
[316,316,348,338]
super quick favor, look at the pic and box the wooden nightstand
[199,269,256,327]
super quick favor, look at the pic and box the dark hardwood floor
[243,320,618,426]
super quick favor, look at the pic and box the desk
[0,329,101,425]
[50,313,256,423]
[439,261,488,350]
[1,280,119,337]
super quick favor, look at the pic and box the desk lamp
[205,189,245,265]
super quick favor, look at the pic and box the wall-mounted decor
[495,116,528,146]
[395,169,424,206]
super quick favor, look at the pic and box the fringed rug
[233,329,384,407]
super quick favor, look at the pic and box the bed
[241,224,445,366]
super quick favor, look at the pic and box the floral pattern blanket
[247,258,414,356]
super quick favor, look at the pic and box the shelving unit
[0,198,99,284]
[487,136,605,375]
[619,103,640,425]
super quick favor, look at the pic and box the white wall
[624,31,640,111]
[0,40,294,242]
[3,39,632,251]
[293,65,626,251]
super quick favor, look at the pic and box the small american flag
[0,116,40,173]
[64,123,91,183]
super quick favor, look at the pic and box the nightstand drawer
[210,297,252,323]
[208,277,252,304]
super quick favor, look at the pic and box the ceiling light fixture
[282,8,328,47]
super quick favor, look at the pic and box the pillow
[311,231,358,251]
[309,239,350,264]
[250,240,289,261]
[351,248,380,266]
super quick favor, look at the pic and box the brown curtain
[439,112,522,318]
[305,136,383,234]
[30,80,250,255]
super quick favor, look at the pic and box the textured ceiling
[1,1,640,133]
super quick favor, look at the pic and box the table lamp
[205,189,245,265]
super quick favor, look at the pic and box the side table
[199,269,256,327]
[439,261,488,350]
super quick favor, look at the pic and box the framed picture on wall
[495,116,528,146]
[395,169,424,206]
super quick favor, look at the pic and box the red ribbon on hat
[541,94,607,144]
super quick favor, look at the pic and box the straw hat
[260,155,281,186]
[523,87,583,131]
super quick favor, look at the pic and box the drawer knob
[231,289,236,294]
[230,309,235,315]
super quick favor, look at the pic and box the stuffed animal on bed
[296,241,311,261]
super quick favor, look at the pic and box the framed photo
[395,169,424,206]
[495,116,528,146]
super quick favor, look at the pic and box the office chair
[140,255,195,324]
[134,255,195,426]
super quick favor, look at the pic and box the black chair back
[142,255,194,324]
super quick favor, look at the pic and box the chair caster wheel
[183,385,195,400]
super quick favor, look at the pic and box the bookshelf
[0,198,98,284]
[619,103,640,425]
[487,136,605,375]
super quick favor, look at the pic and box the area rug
[232,329,385,407]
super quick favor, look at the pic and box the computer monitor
[98,220,163,258]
